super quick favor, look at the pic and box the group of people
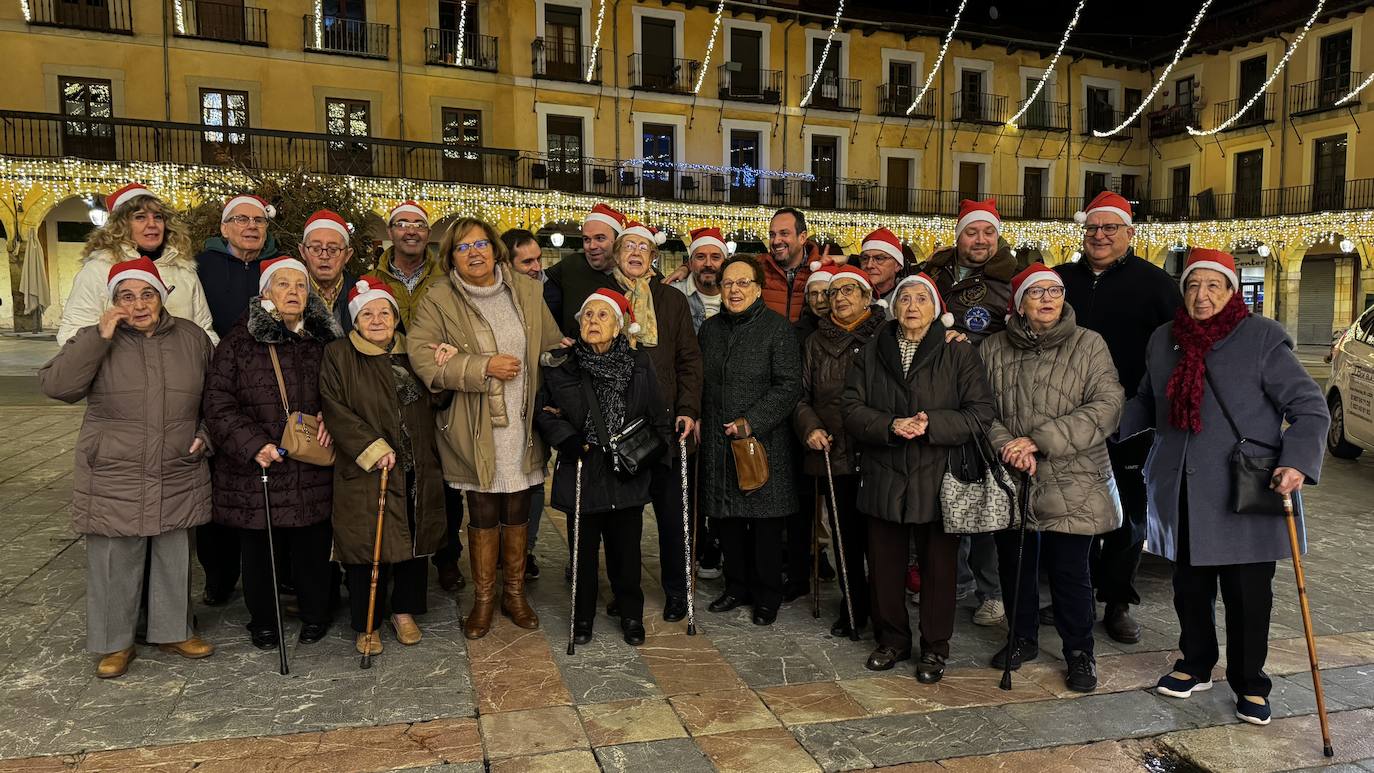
[42,183,1329,729]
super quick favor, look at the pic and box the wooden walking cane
[361,467,389,669]
[1285,490,1334,757]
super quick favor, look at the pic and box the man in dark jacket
[544,203,626,334]
[298,210,356,334]
[1055,190,1182,644]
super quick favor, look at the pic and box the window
[1023,166,1045,219]
[324,0,365,21]
[885,60,913,114]
[325,97,371,175]
[545,115,584,193]
[1238,55,1268,124]
[1025,76,1051,127]
[728,130,761,204]
[439,0,477,35]
[1175,76,1195,108]
[1313,134,1347,210]
[1084,172,1109,208]
[542,5,582,80]
[442,108,483,184]
[957,161,982,201]
[726,28,764,98]
[1319,30,1354,100]
[200,88,249,164]
[59,76,114,160]
[810,38,843,108]
[960,69,984,120]
[637,17,682,91]
[1234,149,1263,217]
[1171,166,1191,217]
[642,123,676,198]
[886,156,912,214]
[1086,86,1113,133]
[811,136,839,209]
[1123,88,1143,127]
[1121,174,1141,201]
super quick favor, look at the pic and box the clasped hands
[890,412,929,440]
[1000,436,1040,476]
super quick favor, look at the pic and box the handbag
[1205,371,1284,516]
[268,345,336,467]
[730,436,769,493]
[580,372,666,477]
[940,433,1016,534]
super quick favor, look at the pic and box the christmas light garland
[1094,0,1214,137]
[587,0,607,83]
[623,158,816,183]
[799,0,846,108]
[173,0,186,35]
[312,0,323,50]
[19,0,30,22]
[1335,72,1374,106]
[455,0,468,67]
[1006,0,1085,128]
[694,0,728,95]
[907,0,968,117]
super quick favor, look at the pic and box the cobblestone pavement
[0,401,1371,772]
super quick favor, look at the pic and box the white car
[1326,304,1374,459]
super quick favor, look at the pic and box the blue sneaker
[1236,697,1272,726]
[1155,672,1213,698]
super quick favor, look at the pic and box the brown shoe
[437,561,465,591]
[158,636,215,659]
[391,613,422,645]
[355,631,383,656]
[500,523,539,630]
[464,525,500,639]
[96,646,136,678]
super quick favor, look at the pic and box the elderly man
[544,203,627,334]
[297,210,357,334]
[858,228,908,311]
[1056,190,1182,644]
[369,201,443,330]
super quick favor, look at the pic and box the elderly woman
[320,278,446,656]
[795,265,885,638]
[843,273,995,683]
[57,183,216,345]
[202,256,340,649]
[699,255,803,626]
[981,264,1124,693]
[536,289,672,645]
[407,217,562,640]
[1118,249,1328,726]
[611,221,702,622]
[40,259,216,678]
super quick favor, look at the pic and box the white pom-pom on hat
[876,298,889,309]
[628,322,642,335]
[354,280,369,294]
[260,299,276,313]
[810,260,822,271]
[940,312,955,328]
[1073,210,1088,225]
[654,230,668,246]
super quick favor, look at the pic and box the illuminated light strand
[906,0,968,116]
[1334,71,1374,106]
[623,158,815,181]
[455,0,467,66]
[694,0,727,94]
[799,0,846,108]
[1188,0,1326,135]
[20,0,31,22]
[586,0,607,83]
[1006,0,1086,128]
[173,0,186,34]
[1094,0,1214,137]
[312,0,323,50]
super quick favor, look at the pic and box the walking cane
[567,458,583,655]
[1285,490,1334,757]
[259,452,289,676]
[690,454,700,600]
[811,477,821,619]
[998,472,1030,691]
[823,448,859,641]
[679,437,697,635]
[360,467,389,669]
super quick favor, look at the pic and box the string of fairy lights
[1093,0,1215,137]
[693,0,727,95]
[586,0,607,83]
[907,0,968,117]
[1006,0,1085,128]
[799,0,846,108]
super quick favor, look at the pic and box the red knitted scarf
[1165,293,1250,434]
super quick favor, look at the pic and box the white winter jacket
[56,244,218,345]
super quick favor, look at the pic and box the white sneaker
[973,598,1006,626]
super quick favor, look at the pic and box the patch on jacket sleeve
[963,306,992,333]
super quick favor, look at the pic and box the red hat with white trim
[347,276,399,322]
[1179,247,1238,290]
[861,227,906,266]
[303,210,351,240]
[584,203,628,234]
[221,193,275,222]
[891,272,955,328]
[106,256,169,302]
[955,198,1001,237]
[1008,262,1065,318]
[806,266,837,287]
[106,183,157,213]
[387,200,428,225]
[576,288,640,335]
[1074,190,1134,226]
[258,255,309,293]
[828,264,874,293]
[688,227,728,256]
[808,241,850,272]
[621,220,668,246]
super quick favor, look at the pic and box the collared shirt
[388,257,428,293]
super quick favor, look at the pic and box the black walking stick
[259,451,290,676]
[823,448,859,641]
[360,467,389,669]
[998,471,1030,691]
[567,458,583,655]
[679,438,697,635]
[811,477,821,619]
[1284,490,1334,757]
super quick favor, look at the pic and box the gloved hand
[557,435,589,459]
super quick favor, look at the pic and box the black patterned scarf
[578,335,635,445]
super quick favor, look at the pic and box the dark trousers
[1173,495,1275,698]
[784,477,817,590]
[825,475,869,624]
[868,517,959,657]
[574,507,645,624]
[196,522,241,596]
[1092,437,1149,605]
[718,516,785,610]
[649,461,689,601]
[343,557,429,632]
[995,528,1095,657]
[239,520,333,631]
[432,486,466,566]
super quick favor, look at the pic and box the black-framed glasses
[1024,286,1065,301]
[1082,224,1124,237]
[825,284,864,299]
[302,244,347,258]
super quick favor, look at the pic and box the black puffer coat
[202,296,342,529]
[794,308,886,477]
[842,320,996,525]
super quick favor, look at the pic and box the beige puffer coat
[981,305,1125,535]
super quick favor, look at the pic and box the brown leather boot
[464,526,500,640]
[500,523,540,629]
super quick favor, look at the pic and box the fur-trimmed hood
[247,293,343,344]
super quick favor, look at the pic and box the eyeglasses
[860,254,895,266]
[1024,286,1065,301]
[114,289,159,306]
[225,215,269,227]
[805,289,828,301]
[826,284,865,299]
[302,244,347,258]
[454,239,491,254]
[621,241,653,254]
[1082,224,1124,237]
[720,279,757,291]
[390,220,429,231]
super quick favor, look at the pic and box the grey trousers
[957,533,1002,602]
[86,529,193,653]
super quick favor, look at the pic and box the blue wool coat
[1118,314,1329,566]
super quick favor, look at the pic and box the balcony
[424,29,498,71]
[1016,99,1070,131]
[303,15,389,60]
[1080,105,1138,140]
[26,0,133,33]
[1212,92,1275,131]
[717,65,782,104]
[877,84,935,118]
[1137,179,1374,221]
[1289,72,1365,116]
[1147,104,1200,140]
[174,1,266,46]
[802,73,861,111]
[952,91,1009,125]
[628,55,698,94]
[532,40,602,84]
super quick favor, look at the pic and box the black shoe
[915,652,946,683]
[202,587,232,607]
[1065,650,1098,692]
[830,615,866,638]
[524,554,540,580]
[278,581,296,597]
[990,637,1040,670]
[1038,605,1054,626]
[298,623,329,644]
[622,618,646,646]
[437,561,464,592]
[818,551,836,582]
[752,606,777,626]
[1103,603,1141,644]
[663,596,688,623]
[606,598,621,618]
[782,583,809,603]
[250,628,279,650]
[864,646,910,671]
[709,593,749,613]
[573,620,594,645]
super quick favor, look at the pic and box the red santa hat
[347,276,399,321]
[1179,247,1238,290]
[808,242,850,272]
[955,198,1002,237]
[258,255,309,293]
[388,200,429,224]
[621,220,668,246]
[221,194,275,221]
[584,203,628,234]
[828,265,874,293]
[1074,190,1134,226]
[106,183,157,213]
[106,256,169,302]
[688,227,728,256]
[576,288,640,335]
[890,272,955,328]
[1008,263,1065,318]
[807,266,837,288]
[302,209,351,240]
[860,227,906,266]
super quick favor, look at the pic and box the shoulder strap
[579,369,611,448]
[267,344,292,415]
[1204,369,1278,451]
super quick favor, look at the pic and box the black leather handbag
[580,372,666,477]
[1205,372,1285,516]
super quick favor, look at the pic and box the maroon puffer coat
[202,296,342,529]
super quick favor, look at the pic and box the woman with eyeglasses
[699,255,803,626]
[407,217,562,640]
[980,264,1124,694]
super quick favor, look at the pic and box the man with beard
[502,229,547,283]
[298,210,357,333]
[369,201,444,331]
[1056,190,1181,644]
[671,226,726,333]
[762,208,815,323]
[544,203,627,334]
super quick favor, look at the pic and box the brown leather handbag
[269,345,336,467]
[731,436,769,493]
